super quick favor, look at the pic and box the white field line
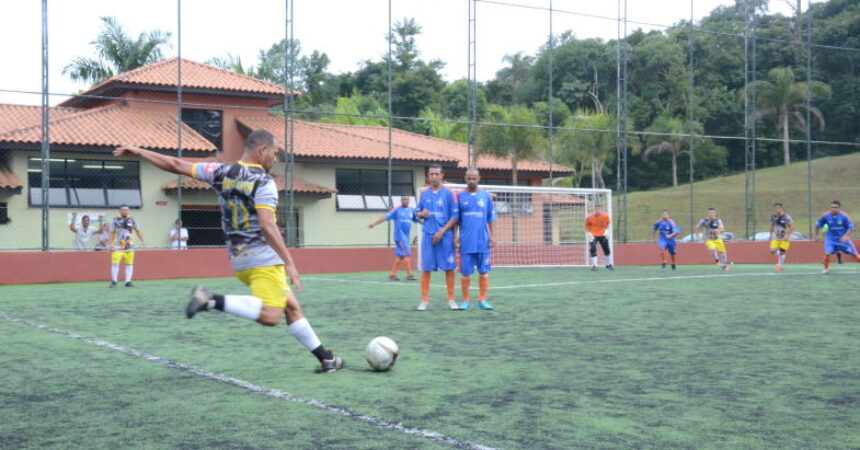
[0,314,496,450]
[304,269,859,291]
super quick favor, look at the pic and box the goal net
[443,184,613,267]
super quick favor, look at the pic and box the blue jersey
[652,219,680,241]
[419,186,459,236]
[456,189,497,254]
[385,206,419,243]
[816,212,854,241]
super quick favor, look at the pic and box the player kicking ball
[697,207,729,271]
[769,202,794,272]
[585,204,613,270]
[113,130,343,373]
[455,168,496,310]
[651,210,679,269]
[814,200,859,274]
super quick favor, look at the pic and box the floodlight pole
[284,0,297,247]
[40,0,49,251]
[743,0,758,239]
[688,0,696,236]
[176,0,183,226]
[615,0,629,242]
[805,0,814,237]
[467,0,478,168]
[386,0,393,247]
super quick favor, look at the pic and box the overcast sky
[1,0,794,106]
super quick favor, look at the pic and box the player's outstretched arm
[114,145,194,176]
[368,216,386,229]
[257,208,302,293]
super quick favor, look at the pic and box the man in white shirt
[69,212,98,250]
[170,219,189,249]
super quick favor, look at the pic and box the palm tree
[642,115,702,187]
[751,67,831,166]
[63,17,172,86]
[206,53,256,77]
[419,108,466,143]
[555,111,616,189]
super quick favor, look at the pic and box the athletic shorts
[825,239,858,256]
[705,239,726,253]
[460,252,491,276]
[420,232,456,271]
[770,240,791,252]
[658,239,677,255]
[234,264,291,308]
[110,251,135,265]
[394,240,411,257]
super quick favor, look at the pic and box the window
[335,169,414,211]
[28,158,142,208]
[0,202,8,224]
[481,178,533,216]
[182,109,223,150]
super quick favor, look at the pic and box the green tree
[206,53,256,76]
[320,92,388,127]
[752,67,831,166]
[642,115,702,188]
[63,17,171,85]
[555,112,617,189]
[420,109,466,143]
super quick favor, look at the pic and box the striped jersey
[697,217,724,240]
[770,212,794,240]
[110,216,139,252]
[192,161,283,271]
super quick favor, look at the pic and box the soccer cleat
[125,282,134,287]
[320,356,344,373]
[416,301,428,311]
[661,263,666,269]
[447,300,460,310]
[775,265,783,272]
[405,275,416,281]
[591,266,598,271]
[721,265,730,271]
[821,268,830,274]
[671,264,676,270]
[477,301,494,310]
[109,281,117,288]
[606,265,614,271]
[388,275,400,281]
[187,285,213,319]
[460,301,472,310]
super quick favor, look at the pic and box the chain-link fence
[1,0,857,251]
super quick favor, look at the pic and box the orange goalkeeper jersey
[585,212,611,237]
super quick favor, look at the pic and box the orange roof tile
[59,58,293,108]
[236,116,460,164]
[0,104,80,135]
[236,115,571,174]
[163,174,336,195]
[0,164,22,191]
[0,102,217,152]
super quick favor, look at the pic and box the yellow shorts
[705,239,726,253]
[110,251,135,265]
[234,264,291,308]
[770,240,791,251]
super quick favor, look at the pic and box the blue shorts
[825,239,858,255]
[460,252,491,276]
[420,232,456,271]
[394,240,411,257]
[658,239,677,255]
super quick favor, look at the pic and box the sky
[0,0,794,106]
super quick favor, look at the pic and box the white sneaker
[821,268,830,274]
[447,300,460,310]
[416,301,428,311]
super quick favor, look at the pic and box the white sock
[778,253,786,266]
[287,317,322,351]
[605,254,614,266]
[223,295,263,320]
[591,256,598,266]
[111,264,119,282]
[720,253,727,265]
[711,250,719,262]
[125,265,134,282]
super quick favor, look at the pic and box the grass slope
[621,152,860,241]
[1,265,859,449]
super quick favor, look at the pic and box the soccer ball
[365,336,399,371]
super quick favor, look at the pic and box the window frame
[181,108,223,150]
[27,157,142,208]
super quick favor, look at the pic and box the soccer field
[2,264,859,449]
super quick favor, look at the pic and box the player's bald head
[466,167,480,176]
[244,129,276,153]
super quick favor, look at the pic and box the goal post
[438,184,613,267]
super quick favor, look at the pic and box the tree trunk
[782,108,791,166]
[671,153,678,187]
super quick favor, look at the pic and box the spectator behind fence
[69,212,99,250]
[94,222,111,251]
[170,219,189,249]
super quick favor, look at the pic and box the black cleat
[388,275,400,281]
[591,266,598,271]
[109,281,117,288]
[405,275,416,281]
[606,265,614,271]
[671,264,676,270]
[661,263,666,269]
[320,356,344,373]
[187,285,212,319]
[125,282,134,287]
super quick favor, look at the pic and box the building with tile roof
[0,58,573,250]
